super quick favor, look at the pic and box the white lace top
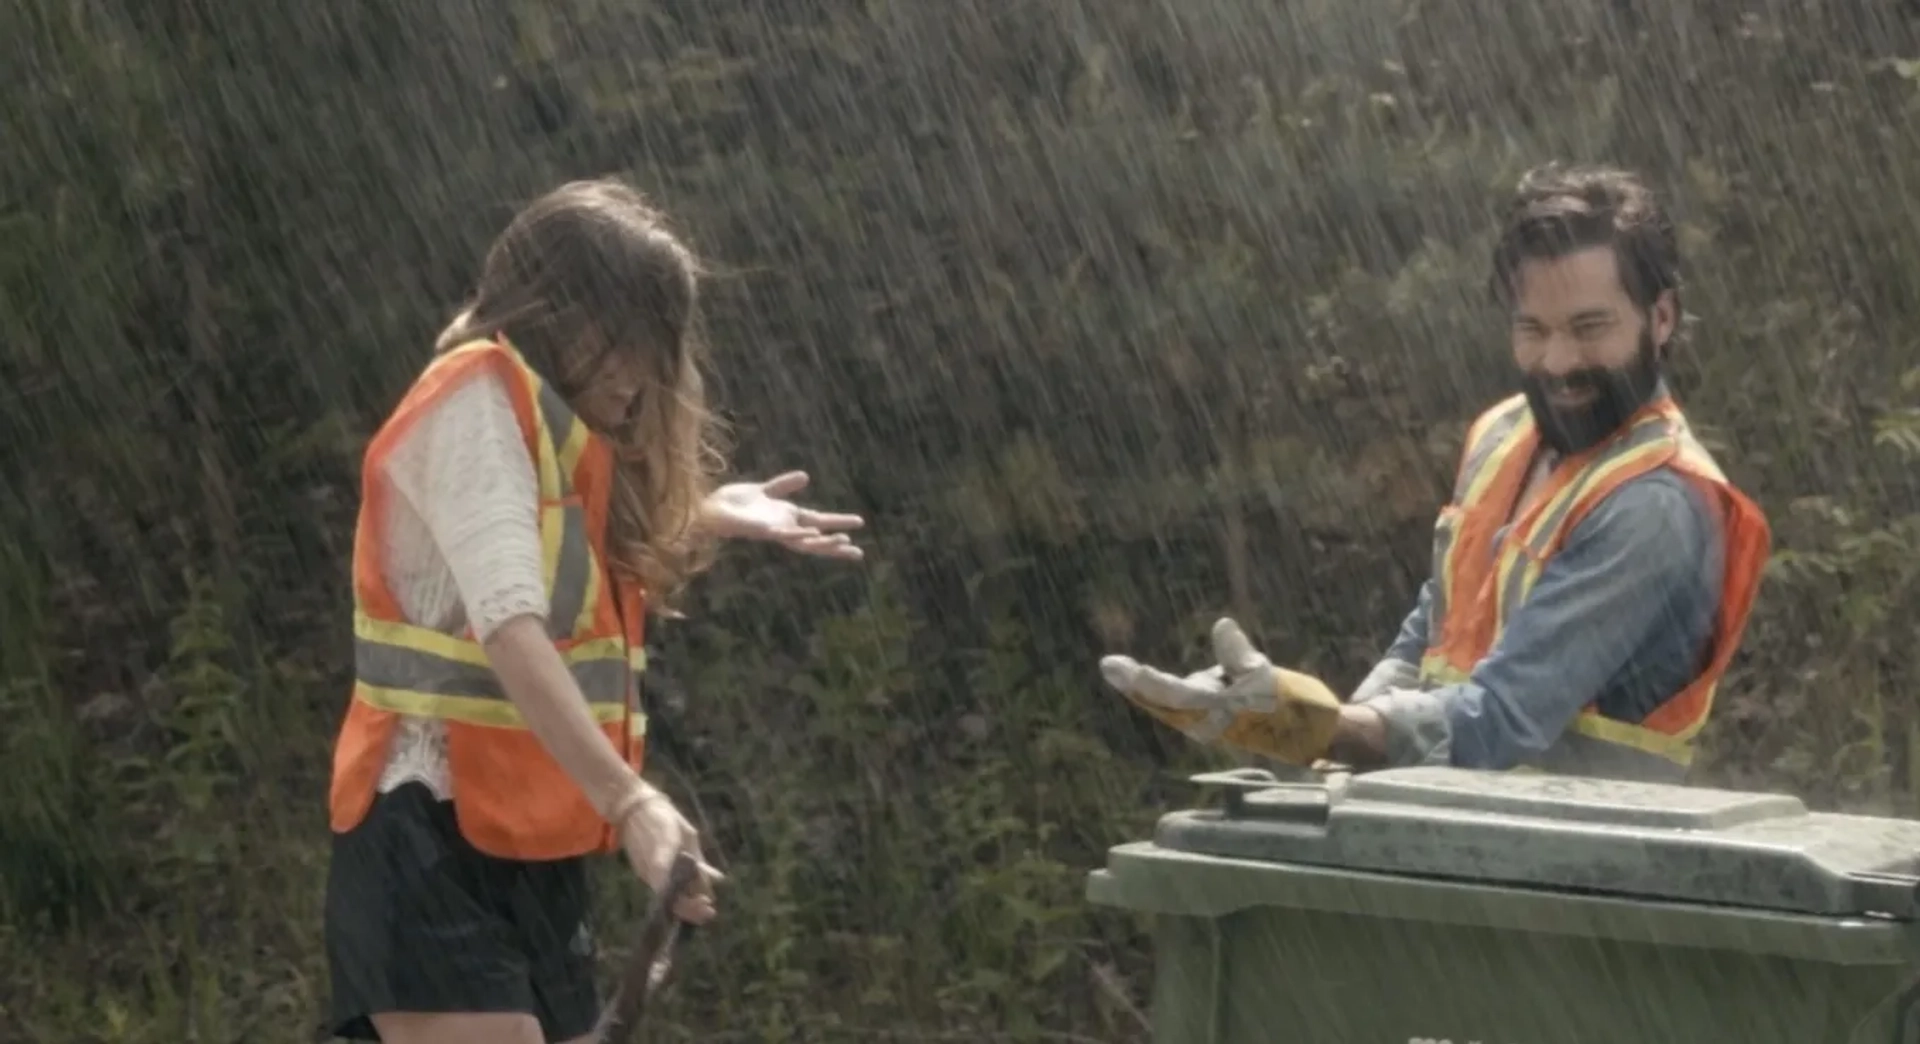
[373,365,550,801]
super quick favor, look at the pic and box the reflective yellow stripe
[352,343,645,741]
[1559,721,1697,771]
[1573,706,1704,761]
[542,501,595,640]
[1446,411,1531,626]
[552,413,602,636]
[1460,401,1504,456]
[540,501,566,621]
[555,408,590,477]
[1455,395,1529,498]
[1419,643,1699,770]
[510,370,602,640]
[1479,411,1706,774]
[1516,414,1672,551]
[1429,511,1459,649]
[355,611,626,663]
[535,377,574,498]
[1494,416,1675,620]
[627,647,649,734]
[1428,400,1531,667]
[531,379,575,637]
[356,611,488,666]
[1458,408,1531,507]
[1491,542,1525,636]
[531,375,568,502]
[1673,432,1730,483]
[437,340,496,368]
[575,553,605,638]
[1517,555,1544,614]
[1416,399,1716,779]
[355,634,630,704]
[1418,654,1468,686]
[1520,729,1690,781]
[357,682,630,728]
[439,340,571,502]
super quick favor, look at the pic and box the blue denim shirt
[1364,467,1724,770]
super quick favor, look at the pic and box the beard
[1520,329,1663,456]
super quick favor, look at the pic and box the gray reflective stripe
[1497,417,1677,620]
[547,502,591,640]
[536,379,578,466]
[1428,515,1455,647]
[1526,729,1688,783]
[1427,403,1526,651]
[356,638,628,705]
[1522,416,1675,560]
[1453,401,1528,502]
[531,377,594,640]
[1429,401,1526,638]
[1497,543,1533,625]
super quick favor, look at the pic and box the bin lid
[1153,766,1920,918]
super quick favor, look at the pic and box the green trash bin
[1087,766,1920,1043]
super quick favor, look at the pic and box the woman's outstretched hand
[698,470,866,561]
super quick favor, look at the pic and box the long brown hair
[435,178,727,610]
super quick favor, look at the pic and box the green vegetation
[3,1,1918,1040]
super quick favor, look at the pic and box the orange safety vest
[1420,392,1771,781]
[327,337,649,861]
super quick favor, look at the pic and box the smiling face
[1509,245,1677,455]
[1488,163,1684,457]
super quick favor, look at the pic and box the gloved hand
[1099,617,1343,766]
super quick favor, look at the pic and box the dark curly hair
[1488,163,1681,326]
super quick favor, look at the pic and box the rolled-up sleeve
[1369,685,1456,765]
[1382,577,1436,667]
[1369,470,1715,769]
[1347,578,1435,707]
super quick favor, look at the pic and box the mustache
[1528,368,1610,395]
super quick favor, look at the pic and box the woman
[322,178,865,1044]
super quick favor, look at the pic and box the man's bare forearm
[1326,704,1389,768]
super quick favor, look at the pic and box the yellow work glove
[1099,617,1342,766]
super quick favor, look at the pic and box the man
[1099,163,1772,782]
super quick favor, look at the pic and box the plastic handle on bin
[1846,871,1920,921]
[1188,768,1285,788]
[1187,767,1335,823]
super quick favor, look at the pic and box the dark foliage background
[4,1,1919,1039]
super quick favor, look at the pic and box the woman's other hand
[698,470,865,561]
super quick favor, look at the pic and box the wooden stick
[592,851,703,1044]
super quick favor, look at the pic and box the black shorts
[323,782,601,1041]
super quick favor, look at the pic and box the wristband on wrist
[605,780,663,829]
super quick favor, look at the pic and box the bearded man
[1100,163,1772,783]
